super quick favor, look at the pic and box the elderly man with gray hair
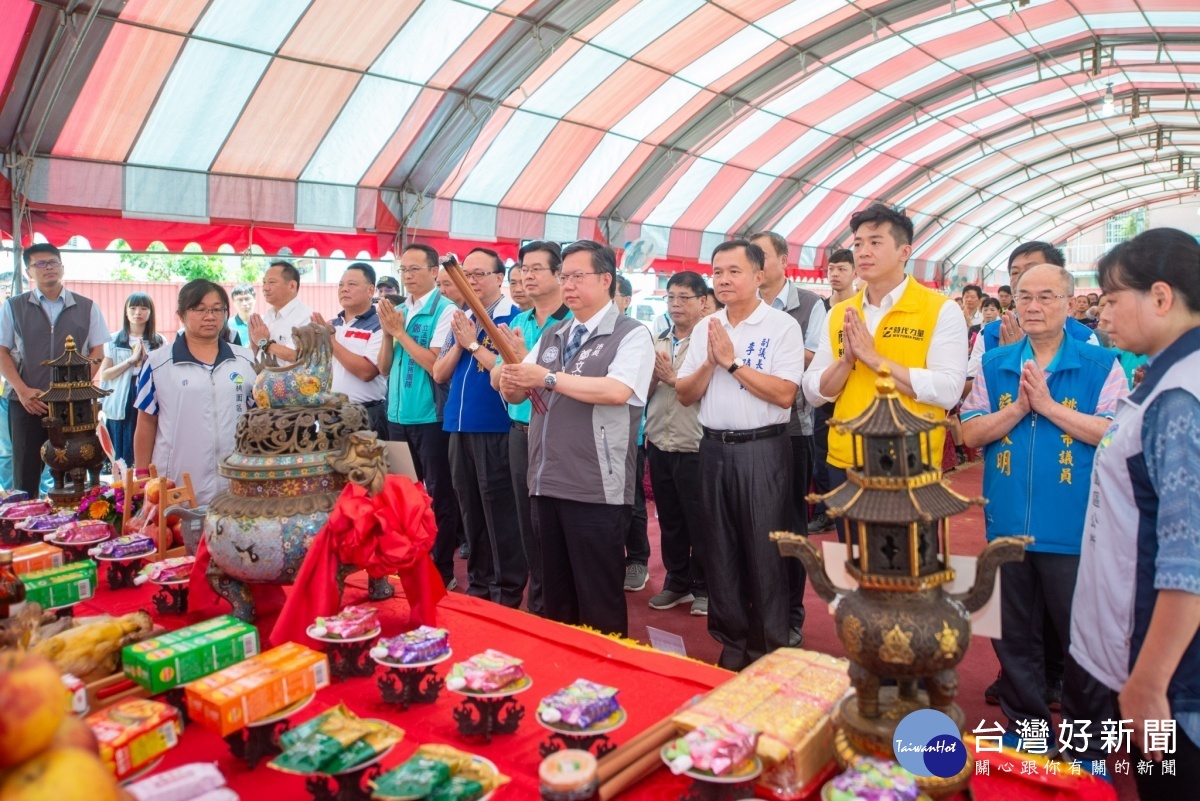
[960,262,1129,768]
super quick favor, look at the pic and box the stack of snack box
[1,541,64,574]
[21,559,97,608]
[123,615,261,694]
[86,698,182,780]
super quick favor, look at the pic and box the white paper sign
[820,541,1003,639]
[646,626,688,657]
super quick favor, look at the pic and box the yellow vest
[827,279,949,469]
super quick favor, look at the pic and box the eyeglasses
[463,270,502,280]
[557,271,601,285]
[399,267,429,275]
[28,260,62,269]
[1015,293,1068,307]
[187,306,228,318]
[518,265,554,274]
[665,294,700,303]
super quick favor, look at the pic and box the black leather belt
[360,399,385,409]
[702,423,786,444]
[511,421,529,433]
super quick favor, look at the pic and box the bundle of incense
[441,255,548,414]
[595,715,677,785]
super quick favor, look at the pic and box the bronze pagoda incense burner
[39,336,109,507]
[773,367,1028,797]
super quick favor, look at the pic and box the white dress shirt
[524,301,654,406]
[263,296,314,348]
[802,276,968,411]
[405,288,455,351]
[677,301,805,430]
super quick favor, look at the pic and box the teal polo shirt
[387,290,452,426]
[506,304,571,425]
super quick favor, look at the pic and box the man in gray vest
[499,240,654,637]
[0,244,110,495]
[751,231,827,648]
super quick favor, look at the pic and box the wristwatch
[727,362,741,375]
[543,372,557,390]
[257,338,271,353]
[467,342,480,354]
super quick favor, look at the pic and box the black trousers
[388,422,462,585]
[507,424,543,615]
[787,434,812,631]
[700,433,792,671]
[9,400,46,496]
[449,431,525,608]
[646,443,706,596]
[828,465,849,543]
[361,400,389,442]
[1126,704,1200,799]
[992,552,1113,764]
[624,445,649,566]
[811,404,834,514]
[534,495,629,637]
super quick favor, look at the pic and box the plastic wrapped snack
[51,519,110,542]
[0,490,29,504]
[318,719,404,774]
[89,533,155,559]
[825,758,921,801]
[538,679,620,728]
[664,720,760,776]
[269,707,372,774]
[279,704,352,751]
[311,605,379,639]
[20,512,78,533]
[445,649,524,693]
[134,556,195,585]
[125,762,227,801]
[369,625,449,664]
[428,776,485,801]
[1,500,52,519]
[371,756,452,799]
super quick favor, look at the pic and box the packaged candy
[371,756,452,798]
[0,500,52,519]
[89,533,155,559]
[279,704,351,751]
[125,762,226,801]
[538,679,620,728]
[445,649,524,693]
[269,707,372,774]
[86,699,182,781]
[414,744,473,774]
[825,757,921,801]
[134,556,195,585]
[664,720,759,777]
[19,512,78,533]
[318,719,403,774]
[428,776,485,801]
[0,490,29,504]
[311,605,378,639]
[369,625,449,664]
[52,519,111,543]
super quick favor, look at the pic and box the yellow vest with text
[827,280,949,469]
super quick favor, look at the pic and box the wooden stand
[121,468,199,561]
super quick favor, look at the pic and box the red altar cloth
[76,580,1116,801]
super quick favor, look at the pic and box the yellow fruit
[0,653,68,769]
[0,747,119,801]
[49,716,98,755]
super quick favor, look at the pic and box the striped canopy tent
[2,0,1198,284]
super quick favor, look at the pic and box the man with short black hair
[677,239,805,669]
[614,275,633,315]
[499,240,654,636]
[0,244,109,495]
[318,263,388,439]
[434,248,524,607]
[998,285,1014,311]
[962,284,984,331]
[249,260,311,362]
[379,243,461,589]
[230,284,255,346]
[508,264,531,311]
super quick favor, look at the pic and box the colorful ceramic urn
[772,367,1029,798]
[39,336,110,507]
[204,322,383,622]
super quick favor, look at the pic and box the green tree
[114,240,227,281]
[236,254,267,284]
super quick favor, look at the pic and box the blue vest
[981,315,1094,351]
[979,335,1117,553]
[443,300,518,434]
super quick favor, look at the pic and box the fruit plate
[448,674,532,698]
[371,647,452,670]
[660,744,763,785]
[306,624,382,644]
[536,706,627,736]
[370,754,500,801]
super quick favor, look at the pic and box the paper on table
[819,541,1002,639]
[646,626,688,657]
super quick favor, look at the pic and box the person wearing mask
[961,264,1126,769]
[98,293,164,469]
[1072,228,1200,798]
[499,240,654,637]
[378,245,461,589]
[612,273,650,592]
[808,249,857,535]
[803,204,967,542]
[676,239,805,670]
[133,280,254,506]
[645,271,709,616]
[317,263,388,440]
[489,241,570,615]
[0,244,109,496]
[229,284,256,346]
[508,264,531,311]
[248,261,312,363]
[433,248,523,607]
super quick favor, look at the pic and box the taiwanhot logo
[892,709,967,778]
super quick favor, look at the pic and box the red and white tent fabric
[2,0,1197,275]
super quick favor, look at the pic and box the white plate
[45,534,109,548]
[149,577,190,586]
[93,551,155,562]
[371,646,452,670]
[536,705,627,736]
[306,625,382,644]
[448,674,532,698]
[660,744,763,785]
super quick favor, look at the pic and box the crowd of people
[0,206,1197,797]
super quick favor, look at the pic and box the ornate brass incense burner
[39,336,109,506]
[773,367,1028,797]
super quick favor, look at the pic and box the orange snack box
[184,641,307,696]
[3,542,64,575]
[86,698,181,780]
[186,646,329,736]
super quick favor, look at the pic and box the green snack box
[124,618,260,693]
[22,560,97,609]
